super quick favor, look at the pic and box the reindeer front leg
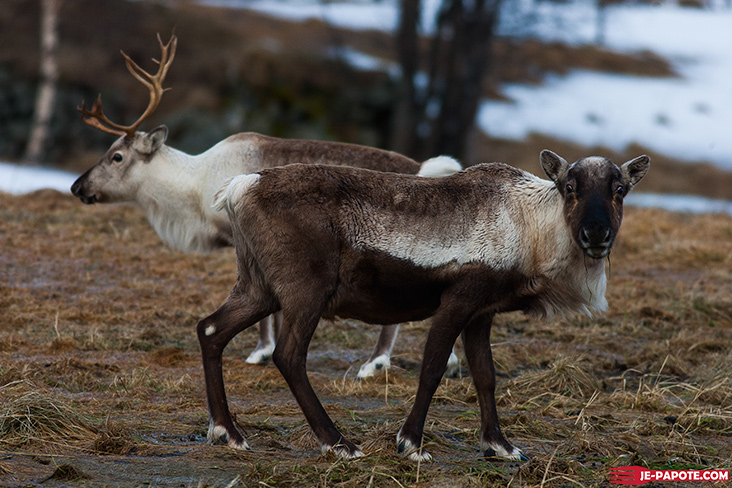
[273,304,364,459]
[462,312,528,461]
[397,303,467,461]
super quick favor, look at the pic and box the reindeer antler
[78,33,177,139]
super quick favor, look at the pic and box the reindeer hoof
[357,354,390,379]
[322,441,364,460]
[396,430,433,462]
[208,424,250,451]
[245,345,274,365]
[483,442,527,461]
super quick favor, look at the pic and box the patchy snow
[478,69,723,162]
[2,160,730,216]
[201,0,443,32]
[0,162,77,195]
[479,4,732,170]
[626,192,732,216]
[10,1,730,214]
[218,0,732,170]
[328,45,398,75]
[206,0,398,30]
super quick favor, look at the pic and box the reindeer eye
[112,153,123,163]
[615,185,625,196]
[565,183,574,194]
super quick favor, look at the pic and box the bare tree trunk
[389,0,421,156]
[391,0,503,162]
[25,0,61,164]
[595,0,608,46]
[429,0,500,161]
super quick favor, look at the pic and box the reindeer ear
[540,150,569,184]
[621,155,650,191]
[134,125,168,156]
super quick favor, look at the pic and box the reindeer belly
[325,246,540,324]
[327,248,455,324]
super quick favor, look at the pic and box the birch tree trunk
[25,0,61,164]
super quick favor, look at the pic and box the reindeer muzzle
[70,179,97,205]
[578,226,613,259]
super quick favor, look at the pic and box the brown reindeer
[71,33,462,378]
[201,150,649,461]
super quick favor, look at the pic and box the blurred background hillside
[2,0,732,200]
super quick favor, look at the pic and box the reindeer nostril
[579,226,612,248]
[602,229,612,244]
[579,228,591,245]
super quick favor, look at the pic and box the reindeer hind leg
[272,282,364,459]
[357,324,399,379]
[245,314,277,365]
[198,281,277,450]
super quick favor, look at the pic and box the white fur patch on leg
[208,421,250,450]
[481,440,526,461]
[445,350,460,378]
[396,429,433,462]
[204,325,216,336]
[245,343,275,365]
[357,353,390,379]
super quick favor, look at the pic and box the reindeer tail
[212,174,261,215]
[417,155,463,177]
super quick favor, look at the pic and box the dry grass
[3,0,731,484]
[509,356,599,400]
[1,189,731,487]
[0,382,97,450]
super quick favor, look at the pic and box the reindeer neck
[519,181,608,318]
[137,145,231,253]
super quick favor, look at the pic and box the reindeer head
[71,34,175,204]
[540,150,650,259]
[71,126,168,204]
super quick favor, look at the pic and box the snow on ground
[7,1,731,214]
[2,160,730,216]
[0,162,77,195]
[219,0,732,170]
[625,192,732,216]
[201,0,401,31]
[479,4,732,170]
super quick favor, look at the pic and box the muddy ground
[1,184,731,487]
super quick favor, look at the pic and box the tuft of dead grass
[43,463,91,482]
[515,450,585,487]
[0,382,97,449]
[93,418,137,455]
[510,356,599,399]
[150,346,189,367]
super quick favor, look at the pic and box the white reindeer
[200,150,649,461]
[71,34,461,377]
